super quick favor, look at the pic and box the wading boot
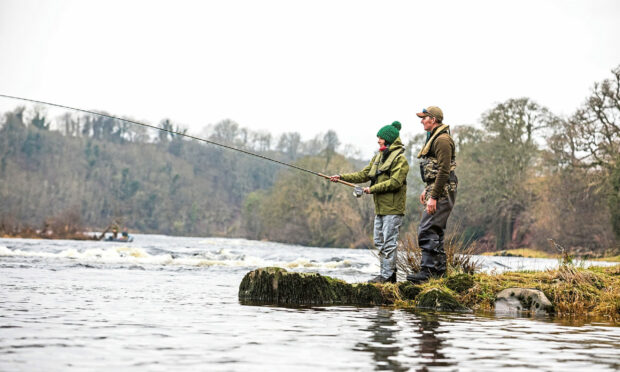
[406,269,443,284]
[368,271,397,284]
[388,270,397,283]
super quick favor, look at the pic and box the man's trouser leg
[374,214,403,279]
[417,191,456,276]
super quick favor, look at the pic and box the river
[1,234,618,371]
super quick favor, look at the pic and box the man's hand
[329,175,340,182]
[363,187,371,194]
[419,190,426,205]
[426,197,437,215]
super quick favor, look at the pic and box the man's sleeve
[430,135,452,199]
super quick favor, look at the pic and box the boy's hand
[329,175,340,182]
[363,187,371,194]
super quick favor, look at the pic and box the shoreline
[239,265,620,320]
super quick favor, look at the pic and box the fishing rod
[0,94,364,196]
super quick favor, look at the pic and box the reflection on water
[411,312,450,371]
[1,235,619,371]
[355,308,407,371]
[351,308,620,372]
[355,309,454,371]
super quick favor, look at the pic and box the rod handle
[317,173,357,188]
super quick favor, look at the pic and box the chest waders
[408,125,457,283]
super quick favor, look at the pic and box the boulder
[416,288,470,312]
[398,282,423,300]
[444,273,475,293]
[238,267,384,305]
[495,288,554,315]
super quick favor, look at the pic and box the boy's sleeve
[369,155,409,194]
[340,158,373,184]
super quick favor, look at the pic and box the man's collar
[429,124,441,134]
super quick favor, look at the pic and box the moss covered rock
[445,273,475,293]
[416,288,470,312]
[398,282,423,300]
[238,267,384,305]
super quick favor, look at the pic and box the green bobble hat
[377,121,401,144]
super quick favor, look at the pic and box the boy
[331,121,409,283]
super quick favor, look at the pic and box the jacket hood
[388,137,404,151]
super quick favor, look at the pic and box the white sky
[1,0,619,157]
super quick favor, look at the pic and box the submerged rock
[495,288,554,315]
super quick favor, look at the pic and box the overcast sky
[1,0,619,156]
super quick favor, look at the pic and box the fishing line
[0,93,358,189]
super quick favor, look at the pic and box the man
[330,121,409,283]
[407,106,458,284]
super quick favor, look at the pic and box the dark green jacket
[340,138,409,215]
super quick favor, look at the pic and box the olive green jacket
[340,138,409,215]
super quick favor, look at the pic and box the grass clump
[396,227,481,278]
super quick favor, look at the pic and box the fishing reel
[353,186,364,198]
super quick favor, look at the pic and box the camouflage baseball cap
[416,106,443,121]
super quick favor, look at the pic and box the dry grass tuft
[396,232,423,275]
[554,265,602,287]
[396,228,481,277]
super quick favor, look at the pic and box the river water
[1,235,618,371]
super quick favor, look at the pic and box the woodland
[1,66,618,255]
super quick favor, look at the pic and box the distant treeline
[1,65,618,254]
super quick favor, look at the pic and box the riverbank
[482,247,620,261]
[481,248,561,259]
[240,264,620,320]
[0,231,97,240]
[399,264,619,319]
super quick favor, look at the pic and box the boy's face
[377,137,386,147]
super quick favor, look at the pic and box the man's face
[421,115,435,132]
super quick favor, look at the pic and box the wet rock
[495,288,554,315]
[444,273,475,293]
[398,282,422,300]
[416,288,470,312]
[238,267,384,305]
